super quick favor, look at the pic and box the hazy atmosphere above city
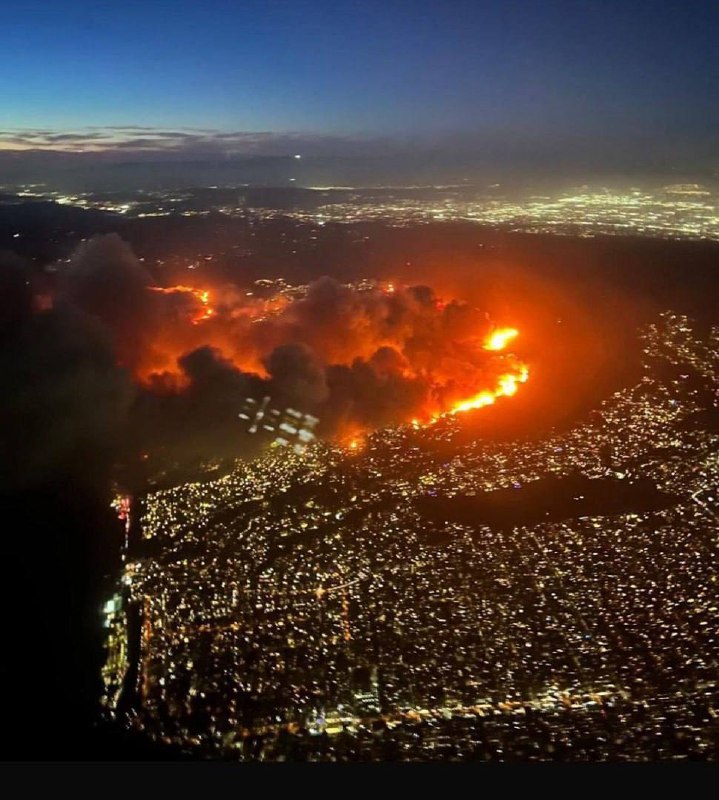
[3,1,718,180]
[2,0,719,766]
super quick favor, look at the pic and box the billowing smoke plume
[59,233,156,371]
[11,234,527,479]
[0,247,132,490]
[265,343,329,406]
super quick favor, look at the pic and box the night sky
[1,0,717,165]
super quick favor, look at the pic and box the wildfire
[426,327,529,421]
[140,278,529,436]
[193,290,214,323]
[484,327,518,351]
[448,364,529,416]
[446,327,528,416]
[148,285,215,325]
[450,390,497,414]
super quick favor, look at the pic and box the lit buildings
[101,312,719,760]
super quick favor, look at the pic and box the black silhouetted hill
[416,474,679,536]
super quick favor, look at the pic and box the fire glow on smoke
[140,279,530,437]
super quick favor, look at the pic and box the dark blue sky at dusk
[1,0,717,168]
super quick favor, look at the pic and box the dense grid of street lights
[102,312,719,760]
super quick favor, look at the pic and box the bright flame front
[444,327,528,420]
[484,327,519,351]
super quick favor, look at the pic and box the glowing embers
[338,431,365,452]
[148,285,214,324]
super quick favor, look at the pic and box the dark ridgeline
[415,474,680,536]
[1,477,110,757]
[0,251,168,758]
[0,251,102,755]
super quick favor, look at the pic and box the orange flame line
[148,285,215,325]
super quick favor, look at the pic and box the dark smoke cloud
[322,356,430,432]
[264,343,329,406]
[251,276,487,370]
[0,250,32,339]
[0,248,141,754]
[0,248,132,489]
[59,233,155,371]
[2,233,519,484]
[128,347,266,468]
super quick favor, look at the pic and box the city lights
[101,311,719,761]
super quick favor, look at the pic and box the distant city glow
[18,185,719,243]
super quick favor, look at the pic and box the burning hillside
[53,235,530,445]
[135,280,529,433]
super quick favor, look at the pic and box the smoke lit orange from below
[139,281,529,432]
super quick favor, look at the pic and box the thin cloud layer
[0,127,389,159]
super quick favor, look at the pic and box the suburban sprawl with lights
[102,311,719,760]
